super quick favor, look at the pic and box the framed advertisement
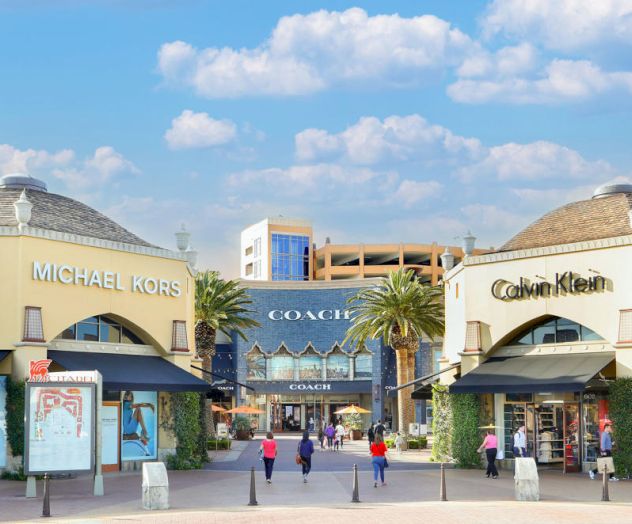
[121,391,158,461]
[25,382,96,475]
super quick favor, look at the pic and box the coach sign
[268,309,351,321]
[247,380,371,394]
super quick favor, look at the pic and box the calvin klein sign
[268,310,351,321]
[491,271,606,301]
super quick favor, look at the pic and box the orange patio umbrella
[210,405,227,412]
[334,405,371,415]
[225,405,265,414]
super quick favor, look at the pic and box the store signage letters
[289,383,332,391]
[491,271,606,301]
[268,309,350,321]
[32,261,181,297]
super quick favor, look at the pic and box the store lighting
[541,400,564,404]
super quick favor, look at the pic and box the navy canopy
[48,350,210,392]
[0,350,9,362]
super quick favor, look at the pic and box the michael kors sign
[491,271,606,301]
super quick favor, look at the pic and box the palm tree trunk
[395,348,412,434]
[406,348,417,427]
[201,332,217,438]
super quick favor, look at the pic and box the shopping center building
[213,279,434,432]
[0,173,209,472]
[440,182,632,472]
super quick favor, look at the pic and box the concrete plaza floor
[1,436,630,523]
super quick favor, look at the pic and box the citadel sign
[268,309,351,321]
[491,271,606,301]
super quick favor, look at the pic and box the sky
[1,0,631,277]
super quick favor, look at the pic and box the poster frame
[24,381,96,476]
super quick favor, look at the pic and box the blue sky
[1,0,631,277]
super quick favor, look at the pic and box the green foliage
[407,437,428,449]
[196,395,210,463]
[232,415,251,432]
[165,392,205,470]
[343,413,363,430]
[1,466,27,481]
[610,378,632,477]
[431,384,452,462]
[343,268,445,350]
[207,439,232,450]
[6,378,25,458]
[451,393,481,468]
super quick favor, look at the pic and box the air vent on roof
[0,173,48,192]
[593,182,632,199]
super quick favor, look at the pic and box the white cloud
[0,144,74,175]
[482,0,632,52]
[449,59,632,104]
[157,8,473,98]
[456,140,615,182]
[53,147,139,188]
[165,110,238,150]
[390,179,442,207]
[456,43,538,79]
[295,114,483,165]
[461,203,528,232]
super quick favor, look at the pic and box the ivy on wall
[451,393,481,468]
[430,384,452,462]
[6,378,25,458]
[609,378,632,477]
[165,392,205,470]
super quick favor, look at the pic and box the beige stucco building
[440,182,632,472]
[0,174,208,472]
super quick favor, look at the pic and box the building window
[326,345,349,379]
[271,233,310,281]
[253,237,261,257]
[354,350,372,379]
[464,321,481,351]
[253,260,261,279]
[299,344,322,380]
[23,306,45,342]
[246,345,266,380]
[56,315,145,345]
[270,345,295,380]
[508,316,603,346]
[171,320,188,351]
[618,309,632,342]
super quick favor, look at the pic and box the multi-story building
[240,217,313,281]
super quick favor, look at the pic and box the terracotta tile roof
[0,188,155,247]
[500,193,632,252]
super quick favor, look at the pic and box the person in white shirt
[395,432,405,455]
[513,425,527,457]
[335,422,345,449]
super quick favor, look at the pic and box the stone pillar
[514,458,540,501]
[142,462,169,510]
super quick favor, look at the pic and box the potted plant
[344,413,363,440]
[233,416,251,440]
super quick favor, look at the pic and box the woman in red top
[260,432,278,483]
[370,433,388,487]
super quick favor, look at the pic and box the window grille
[23,306,45,342]
[171,320,188,351]
[618,310,632,343]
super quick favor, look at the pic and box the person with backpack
[335,421,345,449]
[367,423,375,449]
[325,423,335,450]
[297,430,315,483]
[259,431,278,484]
[375,419,386,437]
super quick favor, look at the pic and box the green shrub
[232,415,250,432]
[165,452,203,471]
[165,392,205,470]
[6,378,25,458]
[384,438,395,448]
[451,393,480,468]
[207,439,232,450]
[431,384,452,462]
[343,413,363,430]
[407,437,428,449]
[610,378,632,477]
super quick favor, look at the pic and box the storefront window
[326,352,349,379]
[509,317,604,346]
[582,392,609,464]
[57,315,145,345]
[270,347,295,380]
[355,352,372,379]
[246,346,266,380]
[77,318,99,341]
[299,354,322,380]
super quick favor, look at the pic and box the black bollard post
[351,464,360,503]
[248,466,258,506]
[602,467,610,502]
[440,462,447,502]
[42,473,50,517]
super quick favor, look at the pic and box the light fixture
[541,400,564,404]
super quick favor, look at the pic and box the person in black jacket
[367,424,375,449]
[375,420,386,437]
[298,431,315,483]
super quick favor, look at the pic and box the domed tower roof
[0,173,155,247]
[500,183,632,252]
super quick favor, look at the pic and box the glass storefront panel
[326,354,349,379]
[355,353,372,378]
[299,355,322,379]
[270,355,295,380]
[582,392,609,465]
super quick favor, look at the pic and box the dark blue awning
[49,350,210,392]
[0,350,10,363]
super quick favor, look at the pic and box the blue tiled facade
[219,283,422,427]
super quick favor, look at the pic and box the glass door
[563,403,580,473]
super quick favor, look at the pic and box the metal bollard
[602,468,610,502]
[42,473,51,517]
[248,466,258,506]
[440,462,447,502]
[351,464,360,503]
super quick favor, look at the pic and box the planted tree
[344,268,444,433]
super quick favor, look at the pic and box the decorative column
[321,356,327,380]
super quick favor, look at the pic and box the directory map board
[25,382,96,475]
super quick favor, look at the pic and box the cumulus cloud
[449,58,632,104]
[295,114,483,165]
[482,0,632,52]
[390,179,442,207]
[53,147,139,188]
[157,8,473,98]
[456,140,615,182]
[0,144,74,175]
[165,110,238,150]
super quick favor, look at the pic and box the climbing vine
[451,393,480,468]
[610,378,632,477]
[430,384,452,462]
[164,392,205,470]
[6,378,25,458]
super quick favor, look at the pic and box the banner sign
[25,382,96,475]
[121,390,157,461]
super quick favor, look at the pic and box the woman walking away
[260,432,278,484]
[477,429,499,479]
[318,425,325,451]
[367,423,375,449]
[298,430,315,483]
[370,433,388,488]
[325,423,335,450]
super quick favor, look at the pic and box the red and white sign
[29,359,51,382]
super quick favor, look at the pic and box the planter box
[235,430,251,441]
[350,430,362,441]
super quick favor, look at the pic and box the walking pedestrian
[370,433,388,487]
[318,425,325,451]
[589,423,619,481]
[513,425,527,458]
[375,419,385,438]
[298,430,315,483]
[395,432,405,455]
[335,421,345,449]
[325,423,335,450]
[260,431,277,484]
[477,429,499,479]
[367,423,375,449]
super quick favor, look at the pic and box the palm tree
[343,268,444,433]
[194,270,260,382]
